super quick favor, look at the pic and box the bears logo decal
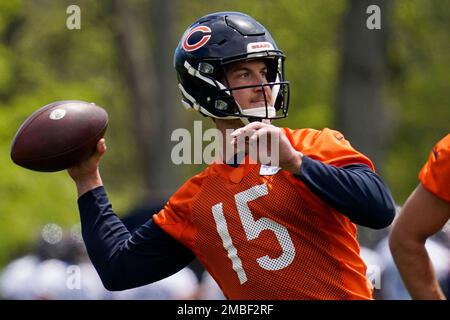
[182,26,212,52]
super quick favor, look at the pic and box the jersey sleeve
[283,127,375,170]
[153,170,207,248]
[419,134,450,202]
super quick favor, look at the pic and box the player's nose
[253,78,272,98]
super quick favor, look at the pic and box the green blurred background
[0,0,449,275]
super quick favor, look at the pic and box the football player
[68,12,396,299]
[390,134,450,300]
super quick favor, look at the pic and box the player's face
[224,60,273,111]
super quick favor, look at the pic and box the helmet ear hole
[214,95,238,114]
[215,100,228,111]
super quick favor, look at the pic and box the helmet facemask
[201,54,290,123]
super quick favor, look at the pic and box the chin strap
[241,106,276,118]
[226,106,277,125]
[241,106,276,124]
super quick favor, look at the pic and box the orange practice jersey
[419,134,450,202]
[154,128,374,299]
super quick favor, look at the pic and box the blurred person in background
[0,223,106,300]
[358,245,384,299]
[376,230,450,300]
[0,222,203,300]
[390,134,450,299]
[110,267,199,300]
[196,271,226,300]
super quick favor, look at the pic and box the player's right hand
[67,138,107,196]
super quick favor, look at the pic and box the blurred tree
[111,0,181,195]
[0,0,145,266]
[335,0,393,171]
[384,0,450,203]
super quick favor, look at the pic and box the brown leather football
[11,100,108,172]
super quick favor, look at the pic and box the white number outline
[212,183,296,284]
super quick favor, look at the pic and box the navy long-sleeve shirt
[78,157,395,290]
[296,156,395,229]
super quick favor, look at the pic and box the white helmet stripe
[271,74,280,106]
[184,61,230,94]
[178,83,238,119]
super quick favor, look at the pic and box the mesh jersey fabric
[419,134,450,203]
[153,128,374,299]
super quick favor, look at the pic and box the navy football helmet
[174,12,290,122]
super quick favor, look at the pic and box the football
[11,100,109,172]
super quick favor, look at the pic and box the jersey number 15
[212,183,296,284]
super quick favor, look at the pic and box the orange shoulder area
[153,168,209,228]
[435,134,450,152]
[282,127,374,170]
[419,134,450,202]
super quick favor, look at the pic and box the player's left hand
[230,121,303,173]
